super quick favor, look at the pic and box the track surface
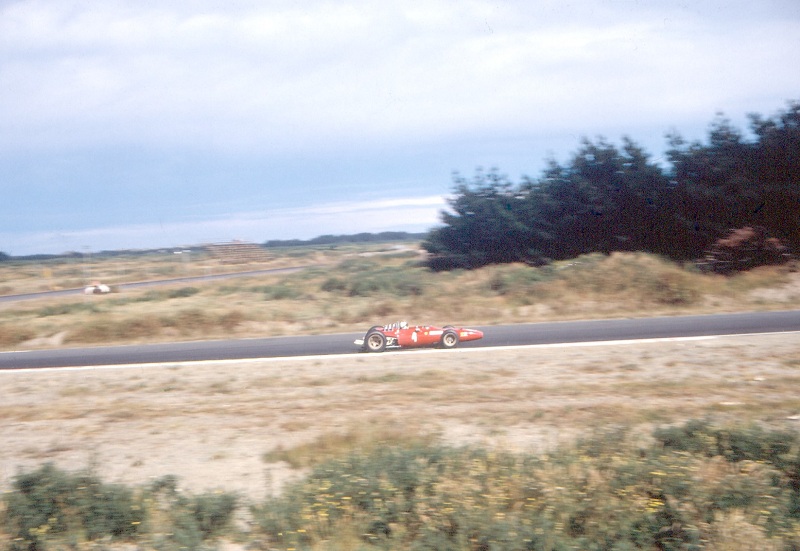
[2,310,799,370]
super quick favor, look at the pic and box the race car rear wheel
[440,329,459,349]
[365,331,387,352]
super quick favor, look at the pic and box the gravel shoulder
[2,332,800,501]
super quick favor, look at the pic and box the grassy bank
[1,244,798,349]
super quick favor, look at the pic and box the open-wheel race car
[355,321,484,352]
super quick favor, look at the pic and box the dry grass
[1,333,799,501]
[2,247,799,350]
[0,245,333,296]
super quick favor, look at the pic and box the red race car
[355,321,484,352]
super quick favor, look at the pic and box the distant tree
[263,231,425,248]
[534,137,682,258]
[425,101,799,271]
[0,251,10,262]
[424,169,533,269]
[424,138,680,268]
[666,101,800,257]
[746,101,800,251]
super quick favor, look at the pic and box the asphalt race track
[2,310,799,370]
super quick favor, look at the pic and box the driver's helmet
[399,321,408,329]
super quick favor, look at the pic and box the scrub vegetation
[2,238,800,549]
[3,422,800,550]
[2,332,800,550]
[1,243,798,349]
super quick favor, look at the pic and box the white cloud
[3,0,798,153]
[2,0,799,254]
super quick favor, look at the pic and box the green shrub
[146,477,238,550]
[346,268,427,297]
[4,464,145,549]
[320,277,347,293]
[167,286,200,299]
[1,468,240,551]
[189,492,238,539]
[3,422,800,550]
[262,284,302,300]
[253,425,800,550]
[654,420,798,466]
[652,419,716,455]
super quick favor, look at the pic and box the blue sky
[2,0,799,255]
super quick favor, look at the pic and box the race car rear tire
[365,331,387,352]
[440,329,459,349]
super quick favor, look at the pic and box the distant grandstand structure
[204,241,271,264]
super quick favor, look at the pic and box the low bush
[320,277,347,293]
[167,286,200,299]
[1,468,239,551]
[254,424,800,550]
[3,423,800,549]
[4,463,145,550]
[262,284,302,300]
[654,420,800,483]
[146,476,238,550]
[326,268,428,298]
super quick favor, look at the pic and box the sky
[2,0,799,256]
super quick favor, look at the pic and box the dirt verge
[2,333,799,501]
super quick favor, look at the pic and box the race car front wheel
[440,329,459,349]
[365,331,387,352]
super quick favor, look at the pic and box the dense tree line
[263,231,425,248]
[424,101,800,270]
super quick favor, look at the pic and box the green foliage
[253,426,800,550]
[109,288,195,304]
[426,101,800,270]
[1,468,238,551]
[262,284,303,300]
[167,286,200,299]
[263,231,425,248]
[4,464,145,550]
[3,423,800,549]
[320,276,348,292]
[146,477,238,550]
[654,420,800,478]
[320,263,429,298]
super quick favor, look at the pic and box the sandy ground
[2,332,800,503]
